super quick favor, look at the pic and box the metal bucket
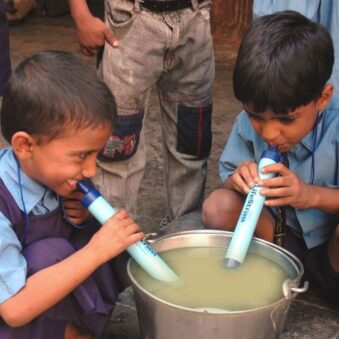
[127,230,308,339]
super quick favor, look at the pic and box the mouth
[66,179,78,190]
[266,142,288,153]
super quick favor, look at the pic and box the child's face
[21,124,111,197]
[243,85,333,153]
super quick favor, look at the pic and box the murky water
[131,247,289,311]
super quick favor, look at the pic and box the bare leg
[202,188,275,241]
[64,322,93,339]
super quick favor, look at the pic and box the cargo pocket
[99,112,144,161]
[177,103,212,159]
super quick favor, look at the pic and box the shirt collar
[295,111,324,153]
[0,148,53,213]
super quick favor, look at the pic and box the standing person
[0,0,11,104]
[0,50,144,338]
[202,11,339,303]
[252,0,339,97]
[68,0,215,230]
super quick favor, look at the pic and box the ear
[11,132,36,160]
[316,84,333,112]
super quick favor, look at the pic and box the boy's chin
[277,143,293,153]
[53,184,76,197]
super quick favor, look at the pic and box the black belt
[140,0,205,12]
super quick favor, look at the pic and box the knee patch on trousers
[99,111,144,161]
[177,103,212,158]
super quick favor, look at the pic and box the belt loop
[134,0,140,12]
[191,0,199,11]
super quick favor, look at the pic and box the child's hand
[62,191,91,225]
[89,210,144,263]
[259,163,313,208]
[73,12,118,56]
[230,160,260,194]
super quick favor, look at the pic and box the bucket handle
[283,279,309,300]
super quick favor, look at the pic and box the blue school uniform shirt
[219,98,339,249]
[0,148,59,303]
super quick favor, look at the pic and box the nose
[260,120,281,144]
[81,155,97,179]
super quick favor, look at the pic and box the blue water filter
[77,180,179,283]
[224,147,282,268]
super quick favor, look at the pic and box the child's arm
[68,0,118,56]
[0,210,143,327]
[260,163,339,213]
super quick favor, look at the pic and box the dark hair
[1,50,116,143]
[233,10,334,114]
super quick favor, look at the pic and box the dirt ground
[1,11,338,339]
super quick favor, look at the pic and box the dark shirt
[0,0,11,97]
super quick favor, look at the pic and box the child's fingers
[106,210,141,234]
[63,191,83,200]
[260,162,287,176]
[260,186,290,198]
[125,222,142,235]
[113,209,129,220]
[67,216,86,225]
[63,199,84,211]
[64,207,87,219]
[259,171,296,189]
[103,28,119,47]
[259,175,286,188]
[248,161,260,182]
[129,231,145,243]
[264,196,289,207]
[233,161,258,193]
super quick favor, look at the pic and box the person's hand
[229,160,260,194]
[259,163,313,208]
[74,13,118,56]
[62,191,91,225]
[89,210,144,263]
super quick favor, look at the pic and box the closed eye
[72,151,93,161]
[78,152,88,160]
[278,117,296,124]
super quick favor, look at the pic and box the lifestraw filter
[77,180,179,283]
[224,147,282,268]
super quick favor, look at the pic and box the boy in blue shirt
[0,51,144,338]
[203,11,339,303]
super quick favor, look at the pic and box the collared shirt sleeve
[219,112,260,182]
[0,212,27,304]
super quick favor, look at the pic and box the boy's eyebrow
[70,149,99,155]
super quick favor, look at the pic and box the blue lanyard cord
[310,111,323,185]
[16,159,30,245]
[40,189,50,213]
[14,157,94,245]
